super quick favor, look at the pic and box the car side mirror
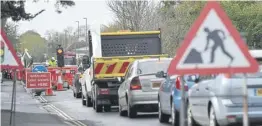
[156,71,167,78]
[82,55,90,69]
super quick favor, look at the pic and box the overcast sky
[16,0,114,37]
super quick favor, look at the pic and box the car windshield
[64,58,76,65]
[231,65,262,78]
[137,59,171,74]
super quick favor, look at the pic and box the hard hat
[51,57,55,60]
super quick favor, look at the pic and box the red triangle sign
[1,28,23,69]
[168,1,259,75]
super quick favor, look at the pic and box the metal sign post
[9,70,17,126]
[180,75,187,126]
[242,73,249,126]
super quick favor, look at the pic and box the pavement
[1,81,69,126]
[43,89,170,126]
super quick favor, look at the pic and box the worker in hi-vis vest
[48,57,57,67]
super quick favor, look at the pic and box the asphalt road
[43,89,170,126]
[1,81,69,126]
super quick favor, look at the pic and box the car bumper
[216,102,262,125]
[130,91,158,105]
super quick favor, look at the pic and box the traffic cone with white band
[57,71,64,91]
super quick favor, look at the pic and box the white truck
[80,25,167,112]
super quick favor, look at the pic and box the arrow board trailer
[81,26,167,113]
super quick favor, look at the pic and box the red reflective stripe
[95,63,104,74]
[119,62,130,73]
[106,63,117,74]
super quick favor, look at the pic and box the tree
[3,21,20,52]
[107,0,159,31]
[19,30,47,62]
[1,0,75,27]
[159,1,262,56]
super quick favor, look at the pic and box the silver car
[188,67,262,126]
[118,58,172,118]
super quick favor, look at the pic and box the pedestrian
[48,57,57,67]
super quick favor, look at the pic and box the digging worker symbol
[203,27,234,64]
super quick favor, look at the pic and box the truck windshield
[64,58,76,65]
[137,59,171,74]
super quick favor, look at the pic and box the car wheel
[86,96,93,107]
[82,94,86,106]
[104,105,111,112]
[76,92,82,98]
[119,103,127,116]
[92,99,95,110]
[209,105,218,126]
[158,100,170,123]
[171,101,179,126]
[187,102,198,126]
[95,99,103,112]
[127,100,137,118]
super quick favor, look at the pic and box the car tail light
[99,88,110,95]
[130,76,142,90]
[175,77,188,91]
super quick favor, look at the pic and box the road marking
[36,96,87,126]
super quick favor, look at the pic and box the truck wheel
[73,92,76,97]
[82,95,86,106]
[104,105,111,112]
[86,96,93,107]
[95,100,103,112]
[76,92,82,98]
[92,101,95,110]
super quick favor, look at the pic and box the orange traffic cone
[45,88,55,96]
[56,73,64,91]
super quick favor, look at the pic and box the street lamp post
[83,18,88,53]
[75,21,80,56]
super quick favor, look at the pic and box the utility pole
[83,17,88,53]
[75,21,80,56]
[64,30,67,49]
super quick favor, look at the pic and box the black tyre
[187,103,199,126]
[171,101,179,126]
[158,100,170,123]
[76,92,82,98]
[82,95,86,106]
[127,100,137,118]
[104,105,111,112]
[86,96,93,107]
[209,105,219,126]
[119,103,127,116]
[95,102,103,112]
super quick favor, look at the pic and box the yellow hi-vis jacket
[48,60,57,67]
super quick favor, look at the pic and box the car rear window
[137,59,171,74]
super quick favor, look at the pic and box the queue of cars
[72,50,262,126]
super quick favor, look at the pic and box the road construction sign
[0,29,23,69]
[168,1,259,75]
[26,72,51,89]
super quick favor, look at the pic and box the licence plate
[152,82,161,88]
[256,88,262,96]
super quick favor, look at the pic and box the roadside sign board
[0,29,23,69]
[168,1,259,75]
[26,72,51,89]
[32,65,48,72]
